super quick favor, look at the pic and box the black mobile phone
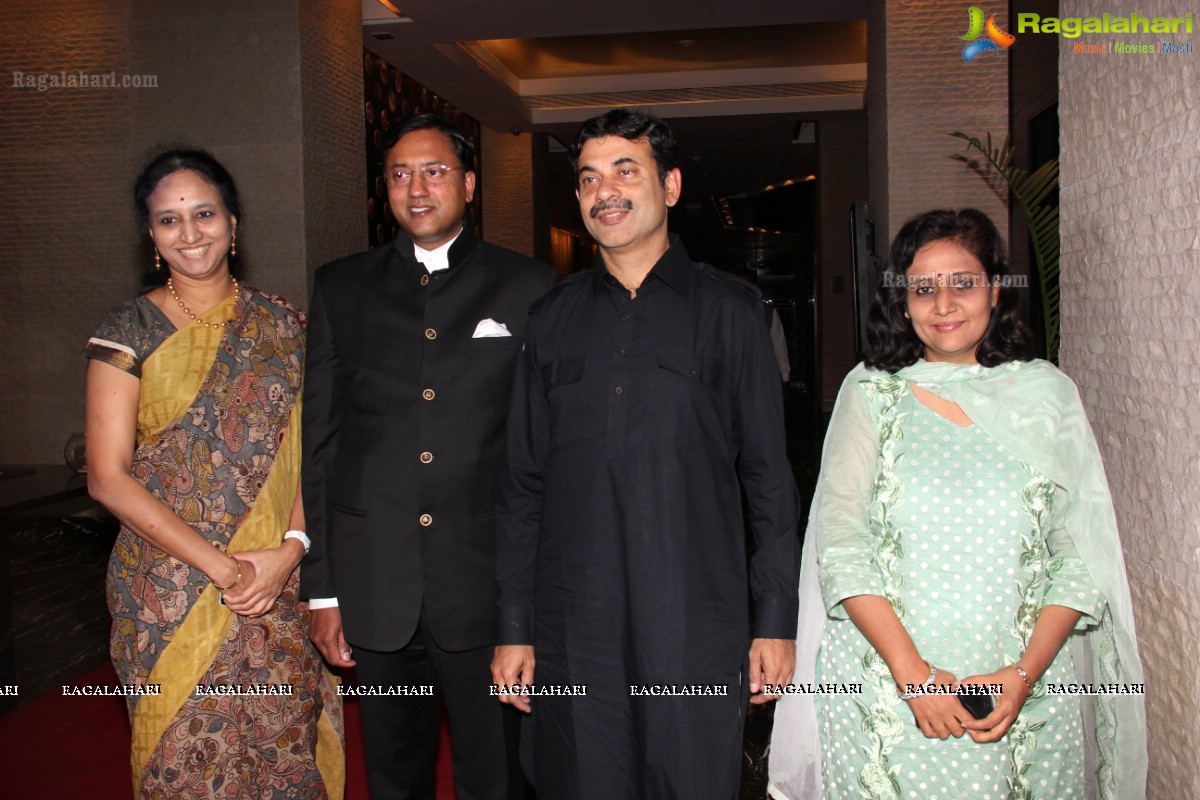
[958,692,995,720]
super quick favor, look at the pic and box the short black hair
[865,208,1033,372]
[133,148,241,287]
[567,108,679,184]
[383,114,475,172]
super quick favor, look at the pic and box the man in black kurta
[492,109,800,799]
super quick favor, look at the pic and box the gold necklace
[166,276,239,328]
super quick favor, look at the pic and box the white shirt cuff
[307,597,339,609]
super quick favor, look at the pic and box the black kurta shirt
[496,235,800,798]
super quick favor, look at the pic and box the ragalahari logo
[960,7,1016,61]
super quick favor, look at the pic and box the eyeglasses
[385,164,460,186]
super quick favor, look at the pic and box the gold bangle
[212,559,242,592]
[1009,663,1034,690]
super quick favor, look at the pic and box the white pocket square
[472,318,511,338]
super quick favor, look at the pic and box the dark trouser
[352,613,523,800]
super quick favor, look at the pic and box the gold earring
[230,232,237,257]
[154,249,161,271]
[903,311,910,319]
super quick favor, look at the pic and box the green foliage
[950,132,1060,363]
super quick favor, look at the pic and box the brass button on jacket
[424,328,437,340]
[419,451,434,464]
[422,388,436,401]
[419,513,433,527]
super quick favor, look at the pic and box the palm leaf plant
[950,131,1060,363]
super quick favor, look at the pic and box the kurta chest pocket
[540,356,596,444]
[655,350,720,388]
[540,356,587,394]
[652,350,722,441]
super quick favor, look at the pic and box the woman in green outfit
[769,209,1144,800]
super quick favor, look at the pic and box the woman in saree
[768,209,1144,799]
[85,149,343,798]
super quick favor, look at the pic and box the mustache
[589,199,633,218]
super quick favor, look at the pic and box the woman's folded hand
[959,667,1032,742]
[221,540,304,617]
[902,668,975,740]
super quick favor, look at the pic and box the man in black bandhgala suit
[301,114,556,800]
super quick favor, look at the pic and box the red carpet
[0,662,456,799]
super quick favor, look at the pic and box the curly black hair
[864,208,1033,372]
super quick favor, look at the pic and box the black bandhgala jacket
[301,224,556,652]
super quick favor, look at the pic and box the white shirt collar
[413,228,463,274]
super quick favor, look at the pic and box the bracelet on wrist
[1009,663,1035,690]
[283,529,311,554]
[212,558,243,592]
[898,663,937,701]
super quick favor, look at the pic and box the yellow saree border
[127,296,343,797]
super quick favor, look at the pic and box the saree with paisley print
[85,286,344,799]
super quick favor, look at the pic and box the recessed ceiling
[363,0,869,129]
[475,23,866,80]
[361,0,869,204]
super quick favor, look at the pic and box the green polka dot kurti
[815,386,1106,800]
